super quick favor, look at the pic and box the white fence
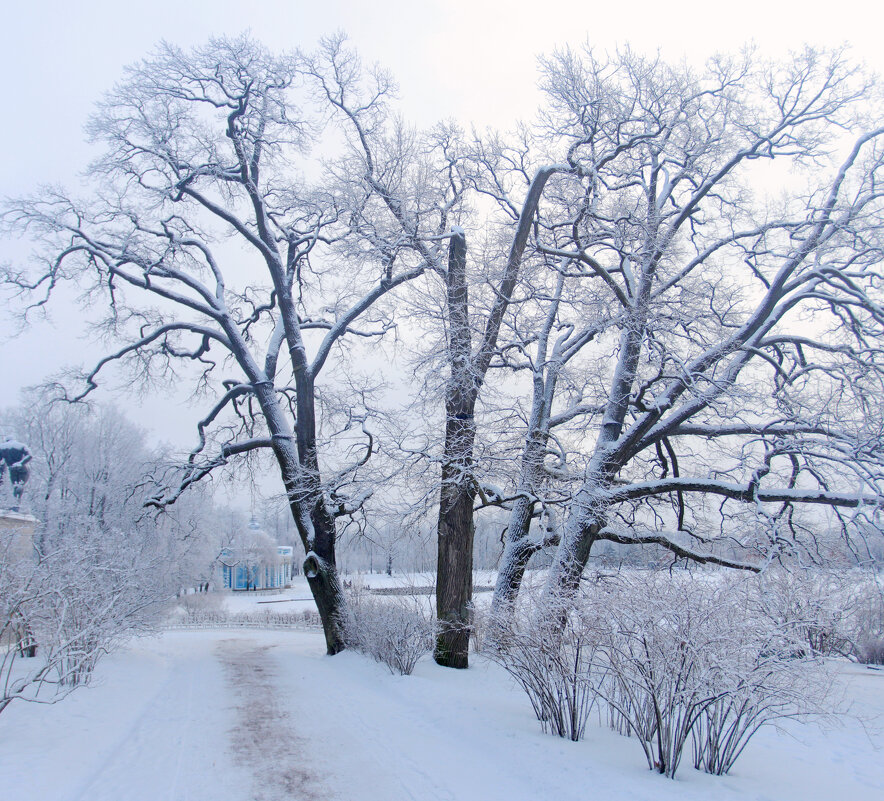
[165,610,322,631]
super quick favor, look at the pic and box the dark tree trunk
[303,487,346,655]
[435,413,477,668]
[434,168,558,668]
[262,360,347,656]
[287,481,346,655]
[435,230,477,668]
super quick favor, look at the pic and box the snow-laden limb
[593,526,760,571]
[604,479,883,509]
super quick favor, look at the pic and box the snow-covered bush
[847,579,884,665]
[468,601,485,654]
[340,590,435,675]
[601,573,835,778]
[488,590,604,741]
[758,569,884,665]
[757,570,855,657]
[1,523,160,712]
[176,591,225,615]
[597,575,735,777]
[494,570,835,778]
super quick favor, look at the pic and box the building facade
[219,543,294,591]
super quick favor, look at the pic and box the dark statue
[0,438,31,511]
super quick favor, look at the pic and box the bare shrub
[758,569,884,666]
[492,570,837,779]
[340,590,436,675]
[847,578,884,665]
[689,583,833,775]
[469,601,487,654]
[488,591,603,741]
[596,574,734,777]
[757,570,855,657]
[2,524,163,710]
[596,573,836,778]
[690,654,832,776]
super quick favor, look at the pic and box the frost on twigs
[1,523,161,714]
[338,584,436,675]
[492,570,838,779]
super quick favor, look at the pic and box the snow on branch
[595,526,760,571]
[605,478,883,509]
[65,324,233,402]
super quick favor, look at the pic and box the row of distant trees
[2,35,883,670]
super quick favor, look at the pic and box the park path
[2,631,327,801]
[216,637,328,801]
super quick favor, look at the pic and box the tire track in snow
[216,638,329,801]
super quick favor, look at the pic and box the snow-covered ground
[1,626,882,801]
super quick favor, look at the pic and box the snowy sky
[1,0,882,445]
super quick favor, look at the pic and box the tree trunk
[546,501,603,606]
[435,413,477,668]
[265,329,348,656]
[268,421,346,655]
[435,230,476,668]
[303,549,346,655]
[295,486,346,655]
[489,540,538,639]
[489,498,536,631]
[489,402,556,629]
[434,169,558,668]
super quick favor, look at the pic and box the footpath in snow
[1,625,882,801]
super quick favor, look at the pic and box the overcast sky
[1,0,882,445]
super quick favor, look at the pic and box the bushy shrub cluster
[490,571,837,779]
[2,524,164,712]
[758,569,884,664]
[339,590,436,675]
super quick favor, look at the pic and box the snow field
[1,627,882,800]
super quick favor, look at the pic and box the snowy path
[0,631,332,801]
[58,637,234,801]
[216,637,327,801]
[1,629,882,801]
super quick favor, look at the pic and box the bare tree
[301,36,572,666]
[482,46,884,615]
[2,37,435,653]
